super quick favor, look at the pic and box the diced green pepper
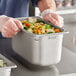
[24,26,28,30]
[27,29,32,33]
[45,24,51,29]
[48,31,55,34]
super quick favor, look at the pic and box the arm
[37,0,63,27]
[38,0,56,12]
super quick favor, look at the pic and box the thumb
[58,15,64,27]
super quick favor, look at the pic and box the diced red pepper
[25,23,30,26]
[36,30,39,34]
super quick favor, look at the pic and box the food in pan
[21,18,61,34]
[0,59,7,67]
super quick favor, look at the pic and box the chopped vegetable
[21,20,26,24]
[25,23,30,26]
[27,29,32,33]
[45,24,51,29]
[0,59,7,67]
[21,18,61,34]
[24,26,28,30]
[54,29,60,33]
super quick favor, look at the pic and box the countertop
[0,38,76,76]
[8,47,76,76]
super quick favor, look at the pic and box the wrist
[0,15,8,32]
[41,9,55,17]
[38,0,56,12]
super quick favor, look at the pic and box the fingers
[1,18,23,38]
[58,15,64,27]
[52,14,64,27]
[2,28,17,38]
[44,13,58,26]
[43,13,64,27]
[51,13,59,23]
[12,18,23,30]
[48,14,59,26]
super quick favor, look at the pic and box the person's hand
[0,15,23,38]
[43,13,64,27]
[41,9,64,27]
